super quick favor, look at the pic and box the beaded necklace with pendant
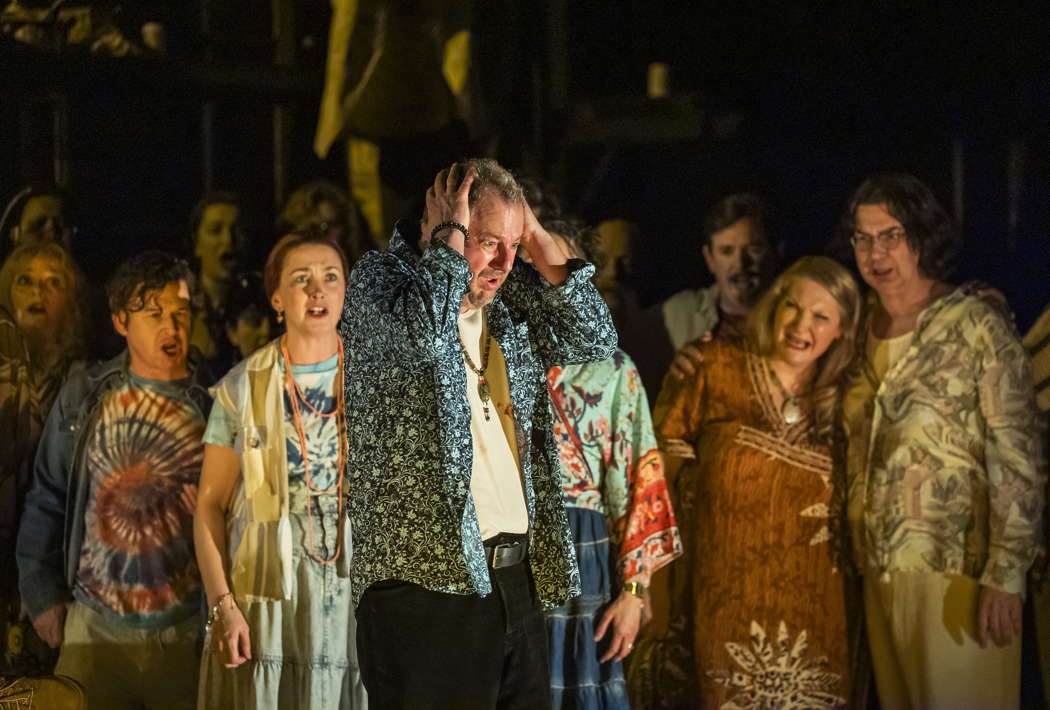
[459,313,493,421]
[765,358,805,425]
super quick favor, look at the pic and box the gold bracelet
[623,581,646,599]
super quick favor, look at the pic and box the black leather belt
[483,534,527,569]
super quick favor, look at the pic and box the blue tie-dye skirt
[546,506,631,710]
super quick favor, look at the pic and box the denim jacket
[342,222,617,609]
[16,351,212,620]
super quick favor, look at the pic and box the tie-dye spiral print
[281,362,340,495]
[76,379,205,623]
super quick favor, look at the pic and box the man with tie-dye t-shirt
[17,251,211,710]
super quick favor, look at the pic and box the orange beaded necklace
[280,335,347,565]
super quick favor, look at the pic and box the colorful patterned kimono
[633,340,848,710]
[546,349,681,709]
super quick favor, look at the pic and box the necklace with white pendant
[766,359,804,425]
[781,394,803,424]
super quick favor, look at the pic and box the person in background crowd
[630,195,783,691]
[0,241,90,677]
[0,185,74,260]
[187,191,245,362]
[1023,304,1050,702]
[0,241,90,408]
[1024,304,1050,411]
[0,185,77,358]
[661,194,778,374]
[207,271,276,374]
[838,172,1045,709]
[17,251,210,710]
[520,176,564,225]
[537,219,681,709]
[343,159,616,708]
[630,256,861,710]
[586,218,673,404]
[0,303,46,678]
[195,230,365,709]
[278,180,374,267]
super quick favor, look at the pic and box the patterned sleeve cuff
[421,240,471,280]
[531,258,596,304]
[660,438,696,459]
[979,561,1028,598]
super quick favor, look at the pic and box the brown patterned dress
[633,340,848,710]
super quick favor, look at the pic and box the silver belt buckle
[488,541,523,568]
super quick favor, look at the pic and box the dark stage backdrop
[2,0,1048,336]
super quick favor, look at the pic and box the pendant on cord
[478,376,492,420]
[781,396,802,425]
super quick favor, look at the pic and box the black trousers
[356,557,550,710]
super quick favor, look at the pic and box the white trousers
[864,571,1020,710]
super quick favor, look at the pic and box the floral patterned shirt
[844,287,1046,595]
[547,350,681,585]
[342,223,617,609]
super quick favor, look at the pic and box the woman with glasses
[838,172,1044,710]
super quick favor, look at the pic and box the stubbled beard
[464,289,494,310]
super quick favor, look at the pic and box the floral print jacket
[845,287,1046,595]
[342,222,617,609]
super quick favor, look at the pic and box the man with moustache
[343,159,617,708]
[662,193,777,351]
[630,195,778,693]
[17,252,211,710]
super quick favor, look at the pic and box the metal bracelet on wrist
[431,221,469,242]
[205,592,235,631]
[623,581,646,600]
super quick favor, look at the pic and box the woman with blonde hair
[0,240,89,407]
[0,240,88,678]
[630,256,861,710]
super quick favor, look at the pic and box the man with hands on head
[343,159,617,709]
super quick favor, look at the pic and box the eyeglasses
[850,227,905,252]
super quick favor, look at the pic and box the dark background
[2,0,1049,331]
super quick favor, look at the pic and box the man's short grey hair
[463,158,524,209]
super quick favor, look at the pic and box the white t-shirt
[459,306,528,539]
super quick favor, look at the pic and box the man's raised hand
[520,199,569,286]
[422,163,474,254]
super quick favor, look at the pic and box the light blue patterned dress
[197,353,366,710]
